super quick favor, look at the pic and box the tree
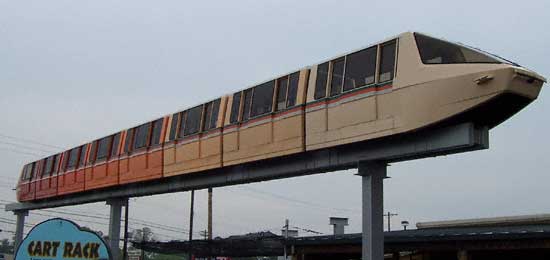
[80,226,104,237]
[129,227,157,260]
[0,238,13,254]
[130,227,156,242]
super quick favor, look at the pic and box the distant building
[291,214,550,260]
[134,214,550,260]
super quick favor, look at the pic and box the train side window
[30,163,36,178]
[379,40,397,82]
[88,141,97,164]
[52,154,60,175]
[178,112,187,138]
[133,123,151,149]
[276,76,289,111]
[209,99,220,130]
[60,152,66,172]
[344,46,377,91]
[21,165,27,180]
[330,58,345,97]
[242,89,253,121]
[185,106,203,135]
[61,152,69,172]
[26,163,34,179]
[169,113,179,141]
[111,133,121,157]
[151,119,163,145]
[43,156,53,177]
[67,148,79,169]
[78,145,87,168]
[185,105,203,135]
[204,99,221,130]
[96,136,111,160]
[37,160,45,178]
[124,129,134,153]
[229,92,241,124]
[23,164,33,180]
[287,72,299,107]
[29,162,38,180]
[20,165,26,180]
[251,80,275,117]
[314,62,329,100]
[203,102,213,130]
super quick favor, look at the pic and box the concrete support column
[457,250,469,260]
[13,210,28,252]
[358,161,387,260]
[107,198,127,260]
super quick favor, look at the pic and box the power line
[0,228,16,234]
[39,208,190,234]
[26,212,188,241]
[0,140,57,154]
[0,133,65,150]
[0,147,44,157]
[292,226,323,235]
[0,184,15,190]
[0,217,35,228]
[31,212,110,227]
[238,186,361,215]
[0,200,191,235]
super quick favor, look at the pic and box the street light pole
[284,219,289,260]
[383,212,398,232]
[123,201,129,260]
[188,190,195,260]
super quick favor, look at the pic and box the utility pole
[141,227,147,260]
[208,188,212,240]
[207,188,213,260]
[283,219,289,260]
[200,230,208,240]
[383,212,398,232]
[188,190,195,260]
[122,201,129,260]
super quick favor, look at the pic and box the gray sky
[1,0,549,241]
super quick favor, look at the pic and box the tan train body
[305,32,543,151]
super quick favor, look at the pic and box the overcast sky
[1,0,549,241]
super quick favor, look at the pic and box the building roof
[416,214,550,229]
[134,223,550,257]
[290,224,550,246]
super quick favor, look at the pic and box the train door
[119,118,165,184]
[17,163,36,202]
[85,133,121,190]
[222,69,309,166]
[36,154,60,199]
[59,144,88,195]
[305,40,398,151]
[164,99,226,177]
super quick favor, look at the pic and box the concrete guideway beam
[5,122,488,212]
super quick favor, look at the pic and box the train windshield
[414,33,513,65]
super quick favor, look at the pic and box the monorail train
[17,32,545,202]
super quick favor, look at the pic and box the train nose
[506,67,545,100]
